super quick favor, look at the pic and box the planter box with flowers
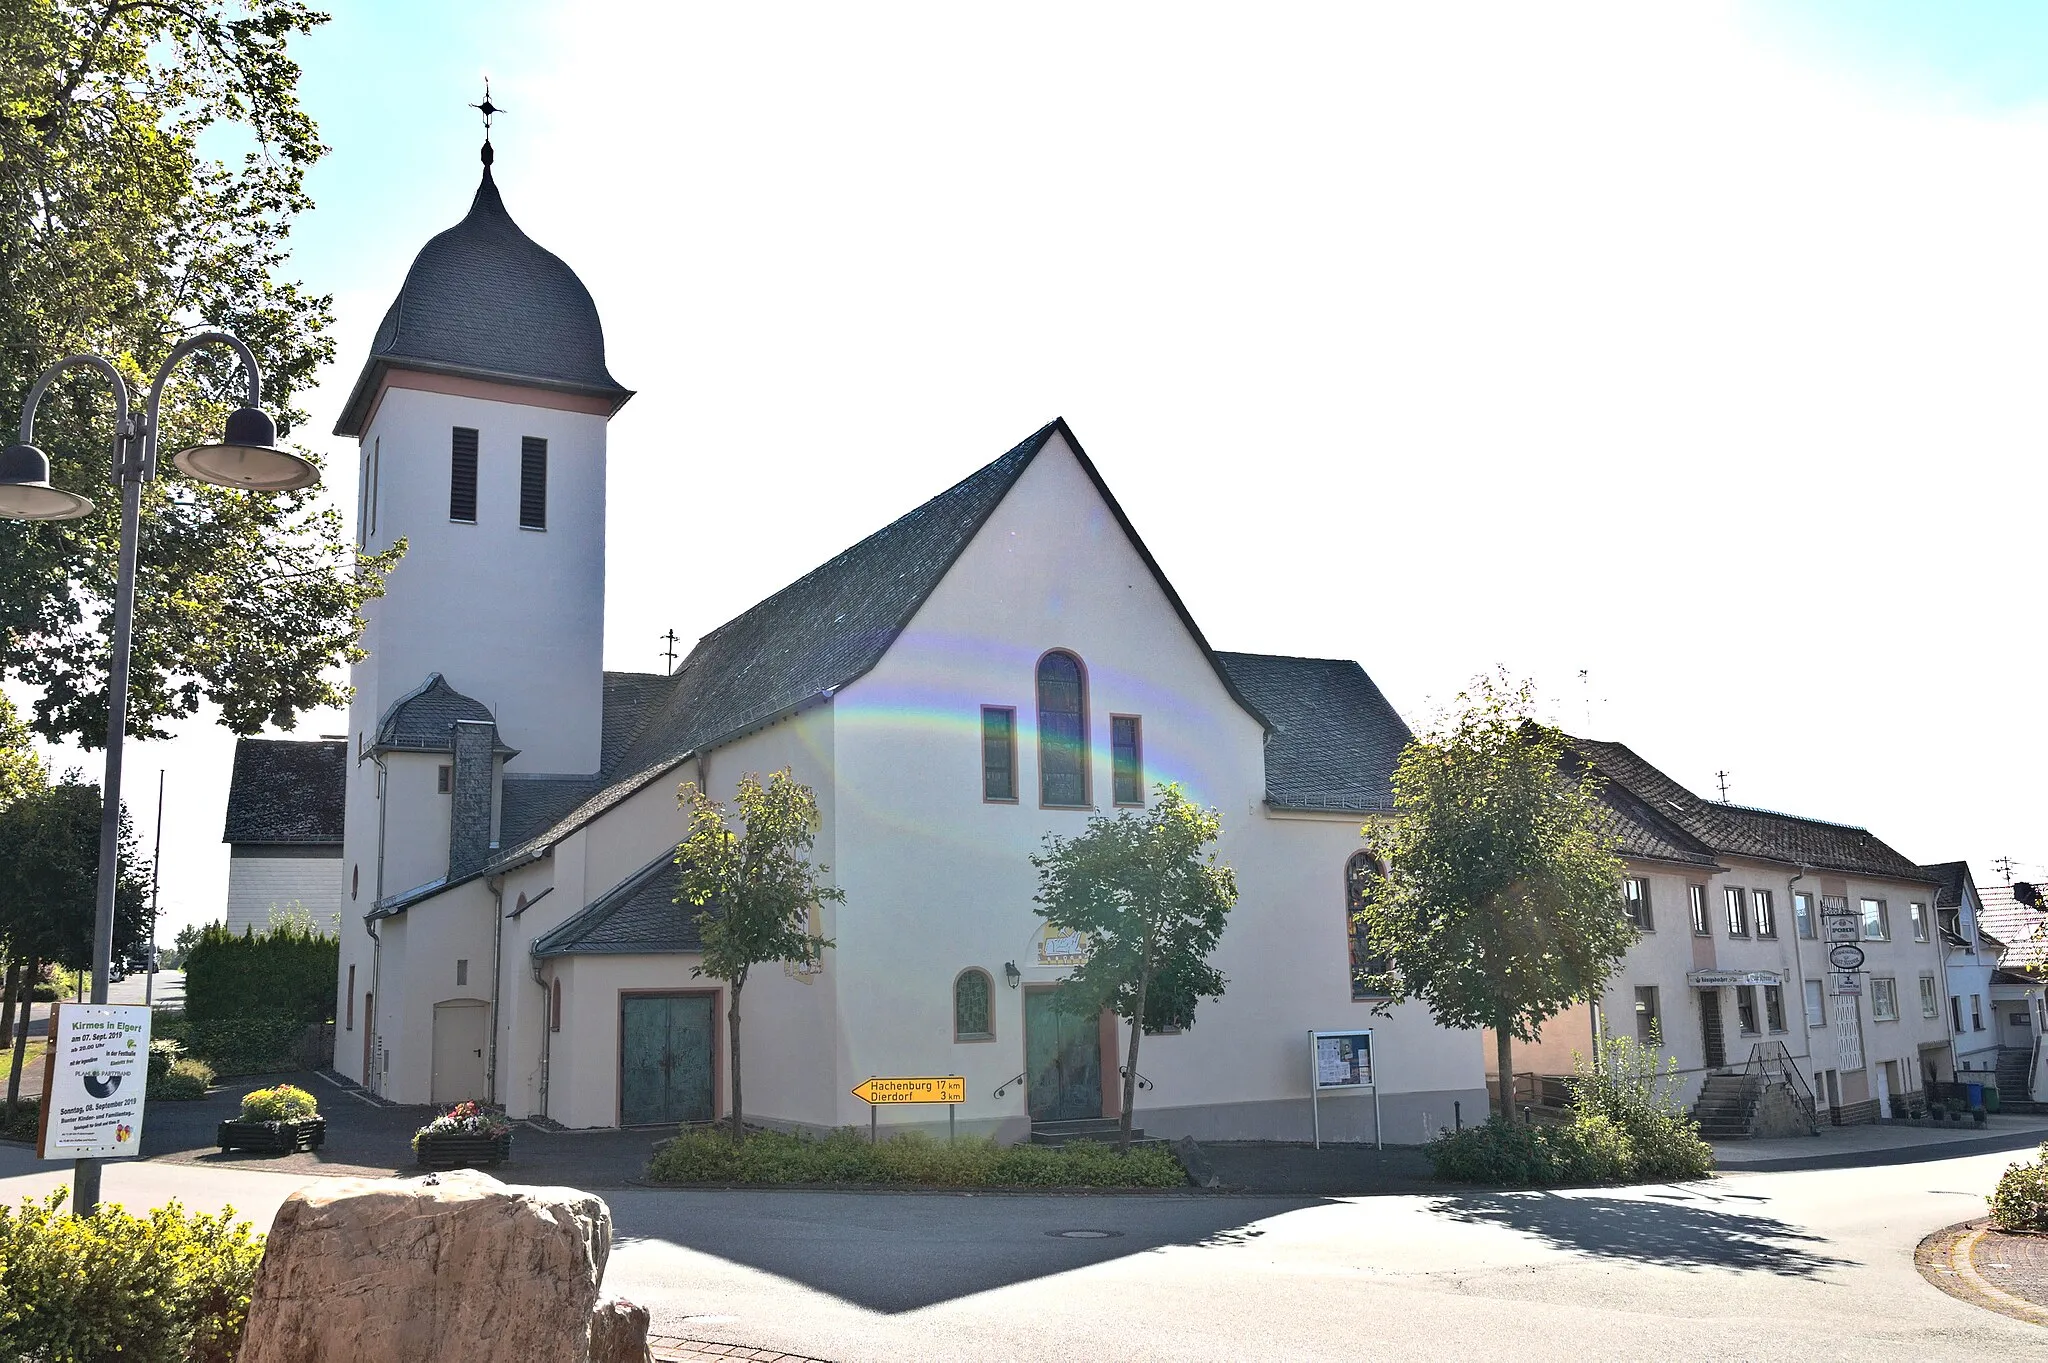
[413,1101,513,1169]
[217,1083,325,1155]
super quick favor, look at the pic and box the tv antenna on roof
[1715,770,1730,802]
[1995,855,2015,883]
[660,629,680,676]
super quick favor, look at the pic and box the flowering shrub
[237,1084,318,1124]
[411,1101,512,1151]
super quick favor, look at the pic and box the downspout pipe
[1787,865,1809,1082]
[368,750,390,1096]
[532,948,551,1121]
[486,874,505,1106]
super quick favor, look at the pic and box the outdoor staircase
[1028,1118,1160,1147]
[1691,1074,1762,1139]
[1996,1047,2043,1113]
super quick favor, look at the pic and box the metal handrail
[993,1072,1026,1100]
[1118,1066,1154,1092]
[1742,1041,1818,1128]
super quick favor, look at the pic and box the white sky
[21,2,2048,937]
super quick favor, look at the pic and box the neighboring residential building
[1502,740,1948,1126]
[222,737,346,936]
[323,149,1486,1139]
[1975,879,2048,1103]
[1917,861,2001,1080]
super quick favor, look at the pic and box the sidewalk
[1713,1113,2048,1172]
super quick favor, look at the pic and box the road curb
[1916,1219,2048,1328]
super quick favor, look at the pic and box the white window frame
[1918,974,1938,1019]
[1860,898,1889,941]
[1794,891,1816,940]
[1871,976,1899,1022]
[1909,901,1928,943]
[1804,979,1827,1028]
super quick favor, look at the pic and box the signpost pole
[869,1082,877,1146]
[1309,1032,1322,1150]
[948,1104,955,1145]
[1373,1086,1382,1151]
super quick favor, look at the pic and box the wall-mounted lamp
[1004,961,1021,989]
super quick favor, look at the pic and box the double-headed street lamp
[0,332,318,1215]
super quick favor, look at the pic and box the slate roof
[1571,739,1935,883]
[334,167,631,436]
[531,851,701,957]
[222,738,346,845]
[1215,653,1408,813]
[1979,882,2048,973]
[1918,860,1970,909]
[374,673,513,755]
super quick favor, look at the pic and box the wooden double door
[1025,989,1102,1122]
[620,992,717,1126]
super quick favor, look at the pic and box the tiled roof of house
[1569,739,1934,883]
[531,851,701,957]
[374,673,514,755]
[1918,860,1970,909]
[223,738,347,845]
[334,168,630,436]
[1979,881,2048,973]
[1214,653,1408,813]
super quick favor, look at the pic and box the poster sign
[1825,917,1858,944]
[1037,923,1089,967]
[38,1003,152,1160]
[1829,974,1863,997]
[1311,1030,1373,1090]
[1686,969,1782,987]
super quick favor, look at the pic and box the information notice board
[37,1003,152,1161]
[1308,1029,1380,1149]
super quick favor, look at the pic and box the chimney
[448,719,498,879]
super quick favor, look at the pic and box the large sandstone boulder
[239,1170,613,1363]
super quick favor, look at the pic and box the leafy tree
[0,0,398,746]
[0,780,149,1105]
[1031,783,1238,1151]
[167,920,208,968]
[0,695,44,807]
[1353,674,1631,1124]
[675,770,840,1143]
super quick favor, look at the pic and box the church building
[327,144,1485,1143]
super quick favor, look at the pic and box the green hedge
[153,1012,320,1078]
[647,1127,1186,1188]
[0,1191,261,1362]
[1990,1142,2048,1230]
[181,922,336,1028]
[0,1101,36,1143]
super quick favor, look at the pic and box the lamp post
[0,332,317,1215]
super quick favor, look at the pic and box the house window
[1764,984,1786,1033]
[1804,979,1827,1028]
[1689,884,1710,936]
[1754,890,1776,939]
[1952,996,1963,1032]
[1346,852,1391,1000]
[1111,716,1143,806]
[981,706,1016,801]
[1634,986,1661,1046]
[1871,976,1899,1021]
[1794,891,1816,939]
[346,965,356,1030]
[1736,985,1760,1035]
[1623,877,1653,931]
[1972,994,1984,1031]
[352,864,359,901]
[1036,651,1088,807]
[438,765,452,794]
[1919,975,1939,1019]
[550,977,562,1033]
[450,426,479,522]
[1860,897,1888,941]
[954,968,994,1041]
[456,959,469,987]
[1909,902,1928,942]
[1725,887,1749,938]
[520,436,548,529]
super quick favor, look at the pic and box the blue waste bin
[1967,1082,1984,1110]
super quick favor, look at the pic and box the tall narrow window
[1764,985,1786,1033]
[1689,884,1710,936]
[1346,852,1391,1000]
[1909,902,1928,942]
[1725,886,1748,937]
[1623,877,1653,931]
[981,706,1016,801]
[346,965,356,1030]
[1794,891,1815,939]
[1805,980,1827,1028]
[1111,716,1143,805]
[1754,889,1776,939]
[1919,975,1938,1018]
[550,977,562,1033]
[953,969,994,1041]
[450,427,479,522]
[1037,651,1087,807]
[1736,985,1760,1035]
[1861,897,1888,941]
[1634,986,1661,1045]
[456,958,469,987]
[520,436,548,529]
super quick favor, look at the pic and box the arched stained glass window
[1346,852,1392,1000]
[954,969,994,1041]
[1037,651,1088,807]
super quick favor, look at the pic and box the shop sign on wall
[37,1003,152,1160]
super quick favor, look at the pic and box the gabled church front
[328,146,1485,1143]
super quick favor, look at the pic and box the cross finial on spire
[471,77,503,167]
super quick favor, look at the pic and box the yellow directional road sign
[852,1076,966,1105]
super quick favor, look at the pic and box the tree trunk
[1494,1026,1516,1127]
[727,972,745,1144]
[1121,965,1150,1152]
[0,958,19,1048]
[7,955,37,1109]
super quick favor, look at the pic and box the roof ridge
[1710,800,1871,833]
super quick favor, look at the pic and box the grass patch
[647,1127,1187,1188]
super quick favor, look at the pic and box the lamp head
[0,442,94,520]
[170,407,319,491]
[1004,961,1021,988]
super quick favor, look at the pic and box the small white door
[432,1000,489,1104]
[1875,1061,1893,1119]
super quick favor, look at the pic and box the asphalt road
[0,1142,2038,1361]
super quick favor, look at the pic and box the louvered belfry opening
[449,426,479,522]
[520,436,548,530]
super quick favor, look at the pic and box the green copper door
[1025,989,1102,1122]
[620,993,715,1125]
